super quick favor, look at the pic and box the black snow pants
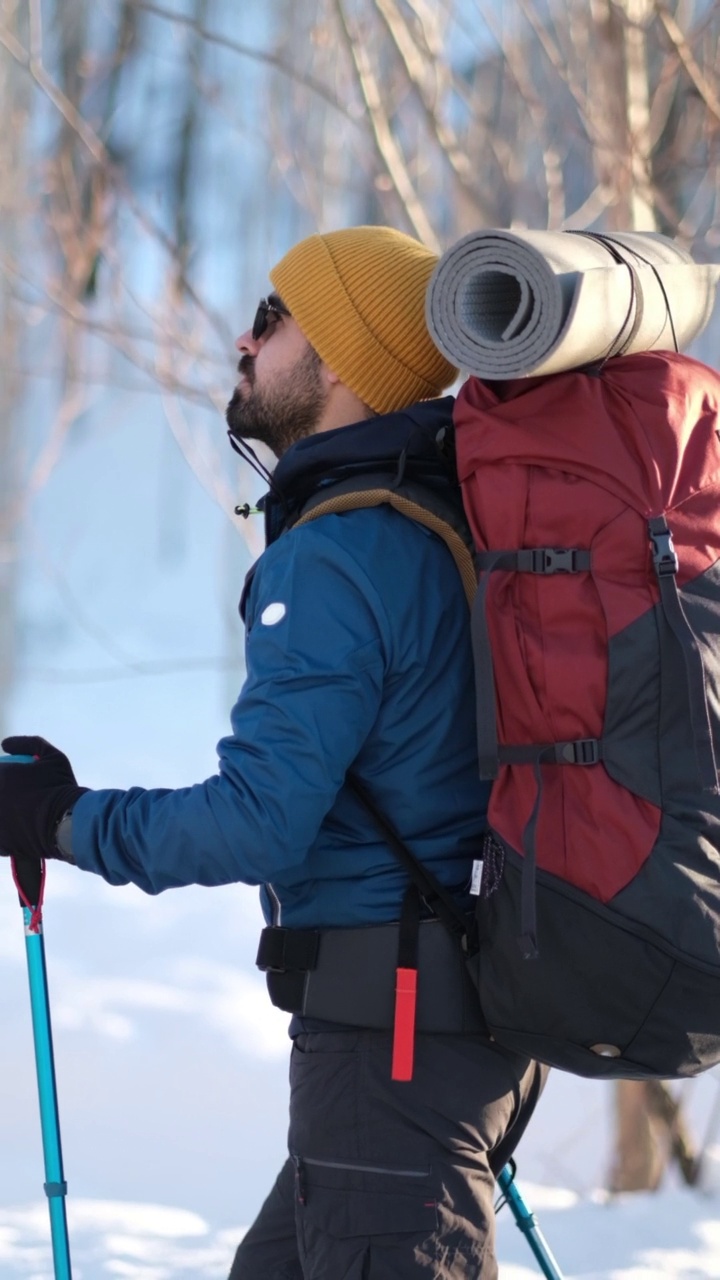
[228,1028,548,1279]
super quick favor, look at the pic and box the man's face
[226,294,328,458]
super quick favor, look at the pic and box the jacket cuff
[54,809,77,864]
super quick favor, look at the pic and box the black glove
[0,736,89,863]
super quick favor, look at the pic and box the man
[0,226,546,1278]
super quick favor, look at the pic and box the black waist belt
[256,917,485,1035]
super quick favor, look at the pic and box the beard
[225,345,328,458]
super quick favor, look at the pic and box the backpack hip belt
[256,917,485,1037]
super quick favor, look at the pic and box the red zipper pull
[391,966,418,1081]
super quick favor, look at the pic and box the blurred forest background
[2,0,720,1207]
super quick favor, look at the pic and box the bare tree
[610,1079,700,1191]
[0,0,254,692]
[246,0,720,252]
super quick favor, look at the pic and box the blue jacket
[72,399,490,927]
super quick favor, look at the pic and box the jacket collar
[262,397,455,545]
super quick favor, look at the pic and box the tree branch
[0,19,107,165]
[131,0,356,124]
[371,0,494,223]
[0,18,234,346]
[656,3,720,128]
[331,0,440,250]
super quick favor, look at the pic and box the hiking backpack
[454,348,720,1079]
[293,349,720,1080]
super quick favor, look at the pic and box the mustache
[237,354,255,383]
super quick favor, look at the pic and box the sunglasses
[252,296,290,341]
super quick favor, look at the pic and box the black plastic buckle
[256,926,320,973]
[529,548,582,574]
[558,739,600,765]
[649,526,679,577]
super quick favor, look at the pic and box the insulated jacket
[72,398,489,928]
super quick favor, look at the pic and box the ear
[321,363,343,388]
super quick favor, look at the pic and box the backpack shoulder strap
[348,774,477,952]
[288,473,479,951]
[292,475,477,608]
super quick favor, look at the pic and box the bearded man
[0,226,546,1279]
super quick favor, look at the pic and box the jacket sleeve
[70,522,389,893]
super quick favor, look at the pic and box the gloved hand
[0,736,88,862]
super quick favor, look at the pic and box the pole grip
[0,756,41,907]
[14,857,43,910]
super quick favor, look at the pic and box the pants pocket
[293,1155,438,1279]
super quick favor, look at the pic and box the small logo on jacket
[261,602,287,626]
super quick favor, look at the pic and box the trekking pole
[1,753,73,1280]
[497,1160,565,1280]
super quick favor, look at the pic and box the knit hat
[269,226,458,415]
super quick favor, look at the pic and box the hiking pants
[228,1029,548,1279]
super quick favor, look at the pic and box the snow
[2,1179,720,1277]
[495,1178,720,1279]
[0,1199,241,1277]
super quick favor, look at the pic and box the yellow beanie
[269,226,457,415]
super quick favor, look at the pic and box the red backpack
[286,351,720,1080]
[456,349,720,1078]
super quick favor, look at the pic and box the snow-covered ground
[2,1177,720,1277]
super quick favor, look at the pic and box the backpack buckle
[649,523,679,577]
[557,738,600,765]
[528,548,585,574]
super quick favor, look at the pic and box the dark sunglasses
[252,296,290,341]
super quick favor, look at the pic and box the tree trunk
[610,1079,700,1192]
[586,0,657,231]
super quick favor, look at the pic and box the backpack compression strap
[473,547,596,959]
[472,548,593,780]
[648,516,718,794]
[474,518,720,957]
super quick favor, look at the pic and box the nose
[235,328,260,355]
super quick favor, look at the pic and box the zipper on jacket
[266,883,282,925]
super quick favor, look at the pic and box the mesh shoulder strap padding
[293,477,477,608]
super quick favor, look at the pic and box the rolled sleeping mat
[426,228,720,379]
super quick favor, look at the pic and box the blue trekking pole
[2,753,73,1280]
[497,1160,565,1280]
